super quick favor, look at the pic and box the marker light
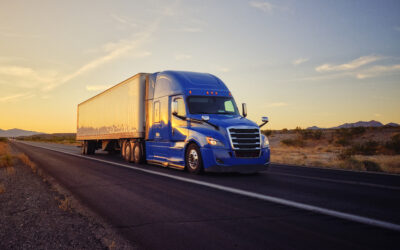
[189,90,192,94]
[206,91,209,94]
[211,91,214,95]
[215,92,218,95]
[229,92,231,96]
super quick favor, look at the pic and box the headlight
[261,134,269,148]
[206,137,224,147]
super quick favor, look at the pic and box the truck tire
[185,143,203,174]
[133,142,144,164]
[124,142,133,162]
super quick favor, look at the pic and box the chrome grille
[228,127,261,158]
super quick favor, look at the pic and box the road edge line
[16,141,400,232]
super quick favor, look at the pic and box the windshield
[187,96,240,115]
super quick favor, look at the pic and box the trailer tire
[133,142,144,164]
[87,141,96,155]
[81,141,88,155]
[121,140,127,158]
[185,143,203,174]
[124,142,133,162]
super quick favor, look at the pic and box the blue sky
[0,0,399,132]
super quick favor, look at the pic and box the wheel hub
[188,149,198,169]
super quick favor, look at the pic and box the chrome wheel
[188,149,199,170]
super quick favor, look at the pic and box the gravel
[0,145,135,250]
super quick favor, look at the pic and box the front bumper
[200,147,270,173]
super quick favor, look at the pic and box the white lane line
[268,172,400,191]
[17,141,400,232]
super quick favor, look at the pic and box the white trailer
[77,73,147,142]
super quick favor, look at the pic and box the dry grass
[17,133,78,145]
[0,183,5,194]
[353,155,400,174]
[56,196,71,212]
[18,153,37,173]
[0,142,14,176]
[108,241,116,250]
[270,127,400,174]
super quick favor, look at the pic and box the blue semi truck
[77,71,270,174]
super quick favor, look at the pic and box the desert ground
[265,126,400,174]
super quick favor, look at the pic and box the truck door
[150,97,170,161]
[170,96,188,141]
[169,95,188,167]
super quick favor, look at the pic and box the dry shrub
[281,138,305,147]
[0,183,5,194]
[0,154,13,168]
[108,241,116,250]
[6,166,15,175]
[0,142,9,156]
[18,153,37,173]
[56,196,71,211]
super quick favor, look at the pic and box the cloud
[175,54,192,61]
[0,92,35,102]
[356,64,400,79]
[86,85,113,91]
[43,24,158,91]
[0,66,57,89]
[111,14,137,29]
[315,55,382,72]
[267,102,288,107]
[292,58,309,66]
[394,26,400,32]
[250,1,275,13]
[374,113,382,117]
[179,27,203,33]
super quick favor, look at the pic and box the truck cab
[145,71,270,173]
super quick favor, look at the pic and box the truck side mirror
[259,116,269,128]
[172,101,178,115]
[242,103,247,118]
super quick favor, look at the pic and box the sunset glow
[1,0,399,133]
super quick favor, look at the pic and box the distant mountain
[0,128,44,137]
[306,120,400,130]
[385,122,400,127]
[335,120,383,129]
[307,126,322,130]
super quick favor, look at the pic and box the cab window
[173,97,186,117]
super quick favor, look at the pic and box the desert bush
[0,137,7,142]
[351,140,379,155]
[334,127,365,146]
[385,134,400,154]
[281,128,288,133]
[337,149,352,160]
[281,138,305,147]
[300,130,323,140]
[362,160,382,172]
[262,130,272,136]
[0,154,13,168]
[340,158,364,171]
[335,138,351,146]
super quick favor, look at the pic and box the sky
[0,0,399,133]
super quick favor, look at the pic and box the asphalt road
[10,140,400,250]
